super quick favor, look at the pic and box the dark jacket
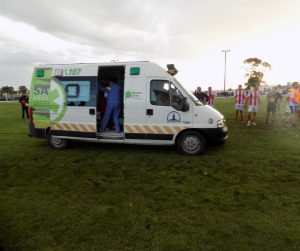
[194,92,208,103]
[19,95,29,107]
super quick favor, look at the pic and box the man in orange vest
[285,82,299,127]
[297,84,300,118]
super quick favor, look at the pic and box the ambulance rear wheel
[177,131,206,155]
[48,134,68,149]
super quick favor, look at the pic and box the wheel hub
[183,136,201,153]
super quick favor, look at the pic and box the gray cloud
[0,51,55,86]
[0,0,300,87]
[3,0,295,59]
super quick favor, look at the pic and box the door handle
[146,109,153,116]
[89,108,95,115]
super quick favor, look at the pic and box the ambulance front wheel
[48,134,68,149]
[177,131,206,155]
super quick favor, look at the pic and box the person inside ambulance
[100,78,123,133]
[97,80,108,126]
[151,81,170,106]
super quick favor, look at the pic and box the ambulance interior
[97,66,125,136]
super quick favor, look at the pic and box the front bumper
[202,125,228,146]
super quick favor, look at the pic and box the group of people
[194,82,300,127]
[234,84,261,126]
[194,86,215,106]
[234,82,300,127]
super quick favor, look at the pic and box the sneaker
[252,122,257,126]
[247,121,251,126]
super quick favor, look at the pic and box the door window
[150,80,185,110]
[150,80,170,106]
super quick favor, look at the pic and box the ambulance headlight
[217,119,225,128]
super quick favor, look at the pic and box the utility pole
[221,49,230,93]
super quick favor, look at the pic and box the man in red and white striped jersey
[207,87,215,107]
[246,85,260,126]
[234,84,246,121]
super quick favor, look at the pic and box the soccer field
[0,100,300,250]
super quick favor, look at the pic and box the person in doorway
[265,87,282,124]
[234,85,246,121]
[19,92,29,119]
[246,85,260,126]
[100,78,123,133]
[194,86,208,104]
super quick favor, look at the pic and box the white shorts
[285,105,291,113]
[235,104,244,111]
[248,105,259,112]
[287,103,298,113]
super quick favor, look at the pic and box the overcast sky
[1,0,300,91]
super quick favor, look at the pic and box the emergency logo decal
[167,111,181,123]
[125,91,132,100]
[49,78,67,122]
[125,90,143,100]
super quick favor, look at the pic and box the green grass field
[0,99,300,250]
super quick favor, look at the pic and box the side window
[170,83,185,110]
[150,80,170,106]
[60,79,96,106]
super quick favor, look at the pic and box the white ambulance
[29,61,227,155]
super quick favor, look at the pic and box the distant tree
[18,85,28,93]
[0,86,15,95]
[243,58,271,89]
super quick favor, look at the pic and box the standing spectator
[234,85,246,121]
[246,86,260,126]
[207,87,215,107]
[19,92,29,119]
[265,87,282,124]
[194,86,208,104]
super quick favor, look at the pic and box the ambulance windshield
[173,79,202,106]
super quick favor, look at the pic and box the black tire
[48,134,68,149]
[177,131,206,155]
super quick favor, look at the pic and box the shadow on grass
[71,140,176,154]
[32,136,224,156]
[41,139,224,156]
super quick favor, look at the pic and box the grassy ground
[0,99,300,251]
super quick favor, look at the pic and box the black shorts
[267,103,277,113]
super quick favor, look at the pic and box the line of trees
[0,85,28,95]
